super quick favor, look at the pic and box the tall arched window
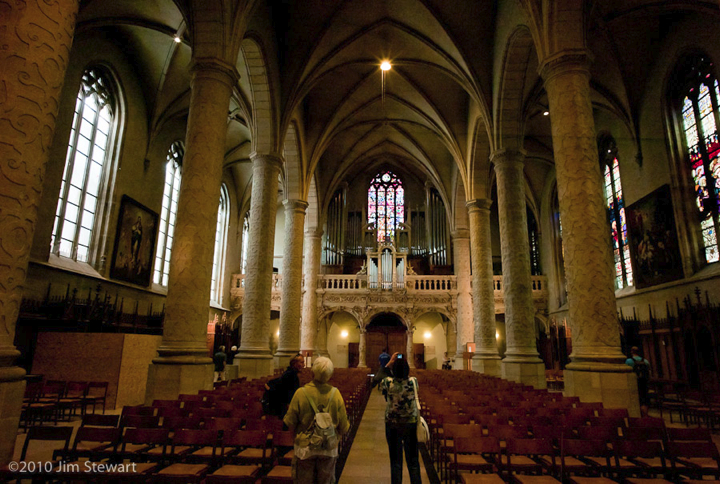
[241,212,250,274]
[676,54,720,264]
[600,137,633,288]
[211,184,230,303]
[52,67,117,263]
[368,171,404,241]
[153,142,183,286]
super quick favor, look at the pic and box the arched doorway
[366,313,406,370]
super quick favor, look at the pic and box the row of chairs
[21,380,108,429]
[0,424,296,483]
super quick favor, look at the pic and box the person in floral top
[381,352,422,484]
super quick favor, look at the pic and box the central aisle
[340,388,431,483]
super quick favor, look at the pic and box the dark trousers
[385,422,422,484]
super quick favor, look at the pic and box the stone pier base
[472,356,502,377]
[145,363,213,405]
[236,355,274,379]
[501,359,546,389]
[564,366,640,417]
[0,376,25,466]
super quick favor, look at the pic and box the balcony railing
[231,273,547,295]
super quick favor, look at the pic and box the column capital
[490,149,526,166]
[190,57,240,87]
[283,199,309,214]
[451,228,470,240]
[539,49,592,85]
[466,198,493,212]
[250,152,284,171]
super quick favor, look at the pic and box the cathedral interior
[2,0,720,467]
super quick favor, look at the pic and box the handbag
[411,377,430,443]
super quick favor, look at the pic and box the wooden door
[366,332,386,371]
[387,331,406,357]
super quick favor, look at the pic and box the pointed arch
[241,37,277,154]
[495,26,536,151]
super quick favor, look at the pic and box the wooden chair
[451,437,501,483]
[1,426,73,480]
[505,438,559,484]
[84,381,109,414]
[223,430,272,468]
[118,427,170,462]
[81,413,120,428]
[665,441,720,480]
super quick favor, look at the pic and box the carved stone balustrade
[230,273,548,321]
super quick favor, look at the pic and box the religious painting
[626,185,684,288]
[110,195,158,286]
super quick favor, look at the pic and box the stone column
[0,0,79,464]
[446,321,457,362]
[406,327,415,369]
[467,199,501,376]
[236,153,283,378]
[492,149,545,388]
[358,327,367,368]
[300,229,323,355]
[452,230,473,369]
[316,317,329,357]
[275,200,308,368]
[541,52,637,414]
[146,58,237,403]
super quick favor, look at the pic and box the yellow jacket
[283,381,350,451]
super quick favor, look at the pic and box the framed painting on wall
[110,195,158,286]
[625,184,684,288]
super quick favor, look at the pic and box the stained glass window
[368,171,404,241]
[52,68,117,263]
[601,140,633,289]
[241,213,250,274]
[211,184,230,303]
[153,142,183,286]
[680,59,720,264]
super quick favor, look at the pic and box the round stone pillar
[300,229,323,354]
[236,153,283,378]
[316,317,330,357]
[406,327,415,369]
[358,328,367,368]
[541,52,637,414]
[146,58,237,403]
[493,149,545,388]
[275,200,309,368]
[446,320,457,362]
[0,0,79,464]
[452,230,473,369]
[467,199,501,376]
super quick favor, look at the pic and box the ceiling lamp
[380,61,392,71]
[173,34,182,43]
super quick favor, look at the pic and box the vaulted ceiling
[74,0,720,221]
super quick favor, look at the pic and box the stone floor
[340,388,432,483]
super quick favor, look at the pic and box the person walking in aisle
[284,356,350,484]
[381,352,422,484]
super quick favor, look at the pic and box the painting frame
[625,184,684,289]
[110,195,159,287]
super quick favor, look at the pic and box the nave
[7,369,720,484]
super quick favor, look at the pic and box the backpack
[299,387,338,455]
[633,358,650,380]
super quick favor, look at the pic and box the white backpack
[295,387,338,459]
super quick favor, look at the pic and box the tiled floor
[340,388,431,483]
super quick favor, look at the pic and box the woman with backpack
[381,352,422,484]
[284,356,350,484]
